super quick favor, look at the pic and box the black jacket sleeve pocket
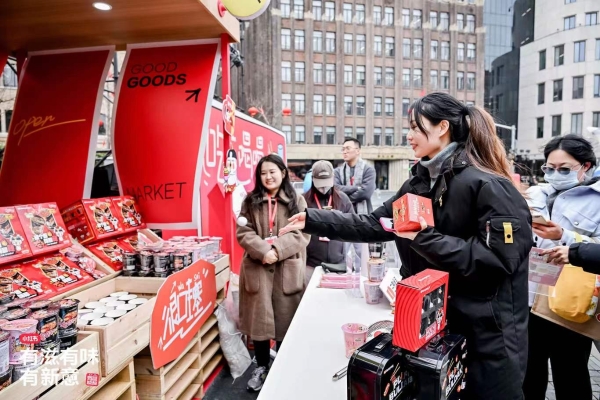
[488,217,521,260]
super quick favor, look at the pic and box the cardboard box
[112,196,146,233]
[61,202,94,244]
[393,269,448,352]
[87,240,128,271]
[62,198,124,244]
[30,254,94,295]
[16,203,71,255]
[0,207,32,265]
[393,194,435,232]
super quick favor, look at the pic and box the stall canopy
[0,0,240,53]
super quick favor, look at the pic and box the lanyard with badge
[314,193,332,241]
[265,195,278,245]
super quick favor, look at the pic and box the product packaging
[392,194,435,232]
[0,207,31,265]
[87,240,127,271]
[61,198,124,244]
[16,203,70,255]
[112,196,145,233]
[30,254,94,295]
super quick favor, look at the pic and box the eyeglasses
[541,164,582,175]
[341,146,358,153]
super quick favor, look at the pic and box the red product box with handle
[0,207,32,265]
[61,198,124,244]
[16,203,71,255]
[393,269,449,352]
[111,196,146,233]
[393,193,435,232]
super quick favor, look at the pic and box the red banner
[0,47,114,208]
[113,40,220,230]
[150,260,217,369]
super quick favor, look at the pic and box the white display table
[258,267,393,400]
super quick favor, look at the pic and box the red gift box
[87,240,128,271]
[16,203,71,255]
[0,207,32,265]
[393,194,435,232]
[30,254,94,295]
[111,196,146,233]
[393,269,449,352]
[62,198,124,244]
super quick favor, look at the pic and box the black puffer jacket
[304,149,533,400]
[569,242,600,273]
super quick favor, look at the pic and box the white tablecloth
[257,267,393,400]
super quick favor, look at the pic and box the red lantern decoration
[248,107,259,117]
[282,108,292,116]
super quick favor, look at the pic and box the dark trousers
[253,340,282,368]
[523,313,592,400]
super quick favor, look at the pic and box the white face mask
[316,186,332,195]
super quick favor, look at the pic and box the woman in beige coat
[236,154,309,392]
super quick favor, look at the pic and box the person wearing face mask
[303,161,355,285]
[523,134,600,400]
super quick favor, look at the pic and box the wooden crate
[84,360,136,400]
[197,309,224,398]
[134,333,202,400]
[70,278,157,376]
[0,331,100,400]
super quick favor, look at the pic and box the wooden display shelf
[80,359,136,400]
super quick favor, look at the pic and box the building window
[2,65,17,87]
[344,65,353,84]
[386,37,395,57]
[385,67,394,86]
[585,12,598,26]
[552,115,562,136]
[431,70,439,90]
[574,40,586,63]
[356,4,365,24]
[356,127,365,145]
[466,14,475,33]
[413,9,422,29]
[597,39,600,60]
[282,125,292,143]
[431,40,438,59]
[457,13,464,31]
[495,94,503,112]
[467,72,475,90]
[295,125,306,143]
[374,97,382,116]
[343,3,353,23]
[326,32,336,52]
[282,61,291,82]
[314,126,323,144]
[326,95,336,115]
[403,69,411,88]
[313,94,323,114]
[441,70,449,89]
[374,67,382,86]
[564,15,576,30]
[593,112,600,128]
[402,128,409,146]
[402,8,410,28]
[594,75,600,97]
[565,0,576,3]
[553,79,563,101]
[537,83,545,104]
[385,128,394,146]
[356,34,366,55]
[326,64,336,84]
[356,65,366,85]
[281,0,291,18]
[295,94,305,114]
[441,41,450,61]
[402,98,410,117]
[312,0,322,20]
[295,62,305,82]
[384,7,394,26]
[293,0,304,19]
[325,1,335,21]
[572,76,584,99]
[282,93,292,110]
[571,113,583,135]
[326,127,336,144]
[554,45,564,66]
[313,31,323,52]
[537,118,544,139]
[281,29,291,50]
[403,38,411,58]
[374,36,383,56]
[344,96,353,115]
[374,127,382,145]
[539,49,546,70]
[414,39,423,59]
[385,98,394,116]
[295,30,305,50]
[440,12,449,31]
[457,71,464,90]
[457,42,465,62]
[373,6,382,25]
[314,63,323,83]
[430,11,438,28]
[344,33,353,54]
[356,97,366,116]
[414,69,423,88]
[467,43,476,61]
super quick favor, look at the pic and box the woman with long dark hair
[280,92,533,399]
[236,154,309,392]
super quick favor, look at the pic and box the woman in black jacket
[280,93,533,400]
[543,243,600,273]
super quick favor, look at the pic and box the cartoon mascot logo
[221,0,272,20]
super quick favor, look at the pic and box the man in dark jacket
[543,242,600,272]
[334,137,376,213]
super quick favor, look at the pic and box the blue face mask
[544,170,581,191]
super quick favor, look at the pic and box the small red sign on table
[150,260,217,369]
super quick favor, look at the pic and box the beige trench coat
[236,191,309,341]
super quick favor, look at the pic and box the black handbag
[321,262,348,273]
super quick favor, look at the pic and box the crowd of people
[235,92,600,399]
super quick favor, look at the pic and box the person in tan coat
[236,154,309,392]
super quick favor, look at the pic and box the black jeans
[253,340,282,368]
[523,313,592,400]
